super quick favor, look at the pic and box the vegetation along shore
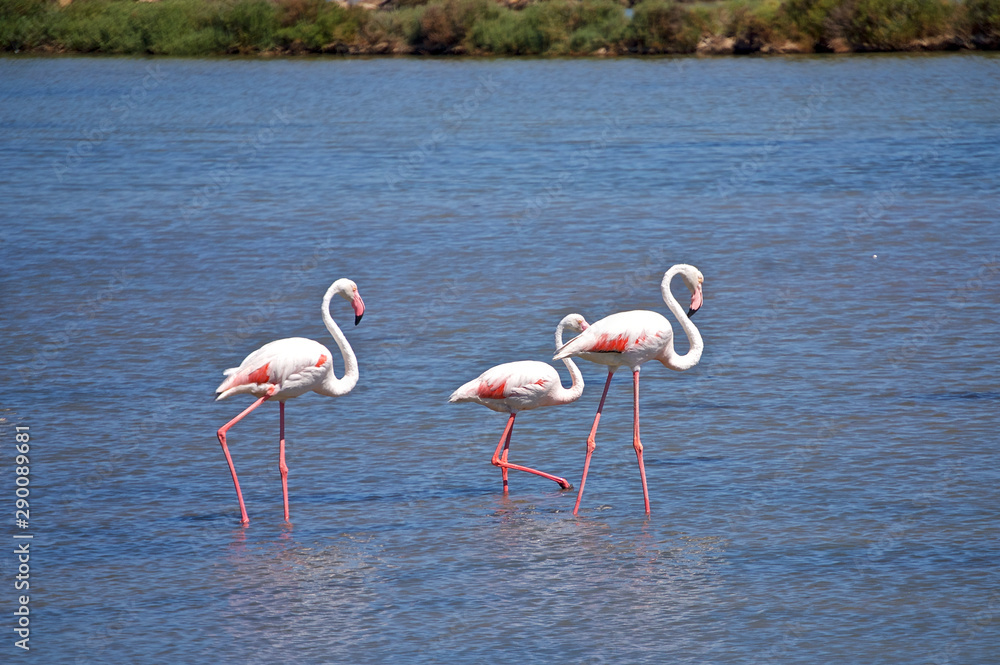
[2,0,999,56]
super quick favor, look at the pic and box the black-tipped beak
[351,291,365,326]
[687,283,703,318]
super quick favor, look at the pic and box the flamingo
[554,264,704,515]
[449,313,590,493]
[215,278,365,525]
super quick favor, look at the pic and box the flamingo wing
[216,337,331,400]
[450,361,557,408]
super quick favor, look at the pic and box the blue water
[1,54,998,663]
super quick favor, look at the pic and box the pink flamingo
[554,264,704,515]
[215,278,365,525]
[449,313,590,492]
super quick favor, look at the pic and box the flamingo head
[676,264,704,318]
[562,313,590,333]
[333,278,366,325]
[555,313,589,351]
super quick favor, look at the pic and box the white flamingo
[554,264,704,514]
[215,278,365,525]
[450,313,590,492]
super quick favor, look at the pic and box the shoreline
[3,0,999,58]
[6,43,1000,57]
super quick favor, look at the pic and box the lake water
[1,53,998,663]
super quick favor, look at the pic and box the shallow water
[1,53,998,663]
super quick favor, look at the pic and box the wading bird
[450,313,590,492]
[215,278,365,525]
[553,264,704,515]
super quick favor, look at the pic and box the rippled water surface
[2,54,999,663]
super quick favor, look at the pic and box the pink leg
[500,427,511,492]
[574,369,614,515]
[217,386,276,525]
[633,369,650,514]
[279,401,290,523]
[492,414,515,493]
[491,413,572,490]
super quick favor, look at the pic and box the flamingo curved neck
[317,284,359,397]
[552,320,585,404]
[659,267,703,372]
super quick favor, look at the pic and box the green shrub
[466,8,548,54]
[841,0,952,50]
[151,26,227,54]
[0,0,50,19]
[724,0,782,50]
[567,23,603,50]
[554,0,627,34]
[517,1,569,52]
[778,0,841,45]
[275,0,321,26]
[0,0,59,50]
[139,0,225,55]
[418,0,497,53]
[513,0,627,53]
[962,0,1000,44]
[565,0,628,52]
[275,0,363,50]
[626,0,703,52]
[54,0,144,53]
[358,6,423,52]
[215,0,277,52]
[42,0,275,55]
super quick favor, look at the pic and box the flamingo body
[449,360,571,413]
[450,314,589,493]
[216,337,334,401]
[557,310,673,371]
[215,278,365,525]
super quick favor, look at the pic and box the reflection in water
[480,499,732,660]
[221,530,387,661]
